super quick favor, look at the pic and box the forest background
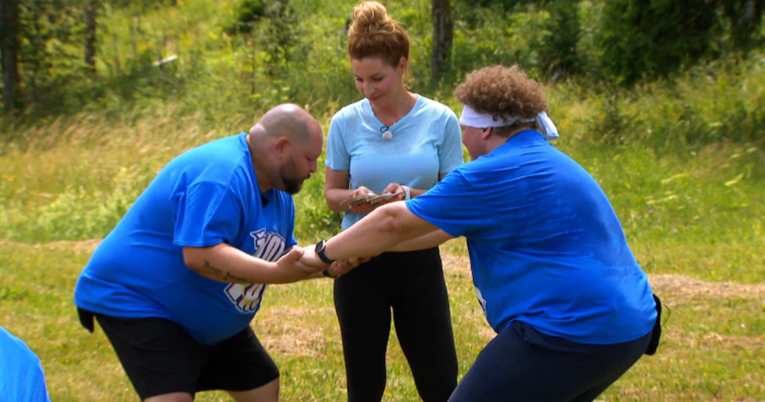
[0,0,764,401]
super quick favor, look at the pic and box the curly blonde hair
[348,1,409,67]
[453,65,547,123]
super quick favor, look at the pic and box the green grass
[1,241,764,401]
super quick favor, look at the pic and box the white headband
[459,105,559,141]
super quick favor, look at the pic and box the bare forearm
[389,230,453,252]
[325,187,357,212]
[184,244,281,284]
[323,203,436,261]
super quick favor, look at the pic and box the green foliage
[536,0,582,80]
[450,4,546,78]
[1,0,764,245]
[258,0,303,67]
[3,0,765,122]
[717,0,765,54]
[17,0,92,112]
[455,0,534,10]
[581,54,765,150]
[587,83,636,144]
[2,52,764,247]
[223,0,265,35]
[0,169,146,242]
[597,0,716,86]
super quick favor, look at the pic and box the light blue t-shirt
[0,326,52,402]
[326,95,463,229]
[407,130,656,345]
[75,133,297,345]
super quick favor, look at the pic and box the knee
[229,378,280,402]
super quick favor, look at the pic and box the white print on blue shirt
[224,229,285,313]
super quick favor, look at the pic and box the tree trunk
[431,0,453,80]
[85,0,100,73]
[0,0,22,113]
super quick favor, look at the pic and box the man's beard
[280,158,308,195]
[282,176,303,194]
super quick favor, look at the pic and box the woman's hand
[381,183,407,202]
[347,186,377,213]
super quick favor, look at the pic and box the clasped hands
[299,245,371,278]
[272,244,368,282]
[273,184,404,281]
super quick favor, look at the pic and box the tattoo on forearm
[202,260,222,275]
[225,271,249,283]
[201,260,249,283]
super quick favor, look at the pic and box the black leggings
[333,247,458,402]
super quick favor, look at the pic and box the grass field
[1,94,764,402]
[1,239,763,401]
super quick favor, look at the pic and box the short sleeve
[326,114,350,171]
[406,169,493,238]
[439,111,464,174]
[285,202,298,251]
[173,181,243,247]
[0,327,53,402]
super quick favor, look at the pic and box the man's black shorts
[78,308,279,400]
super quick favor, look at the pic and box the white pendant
[382,131,393,140]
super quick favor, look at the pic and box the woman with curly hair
[307,64,659,402]
[322,1,462,401]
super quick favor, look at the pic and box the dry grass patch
[440,252,765,303]
[650,274,765,303]
[254,306,336,358]
[41,239,102,255]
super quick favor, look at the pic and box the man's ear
[481,127,493,139]
[273,137,290,158]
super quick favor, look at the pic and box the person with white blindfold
[301,64,659,402]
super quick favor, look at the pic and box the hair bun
[350,1,395,36]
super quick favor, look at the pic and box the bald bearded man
[74,104,328,402]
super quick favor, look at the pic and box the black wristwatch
[315,240,335,264]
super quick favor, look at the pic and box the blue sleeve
[326,114,350,171]
[0,327,52,402]
[26,364,52,402]
[439,111,464,174]
[286,202,298,251]
[406,169,492,238]
[173,181,243,247]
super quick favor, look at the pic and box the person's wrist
[314,240,335,264]
[402,185,411,200]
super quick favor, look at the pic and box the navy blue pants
[448,321,652,402]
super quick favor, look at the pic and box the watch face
[315,240,333,263]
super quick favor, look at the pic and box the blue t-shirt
[407,130,656,344]
[74,133,297,345]
[0,326,52,402]
[326,95,464,229]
